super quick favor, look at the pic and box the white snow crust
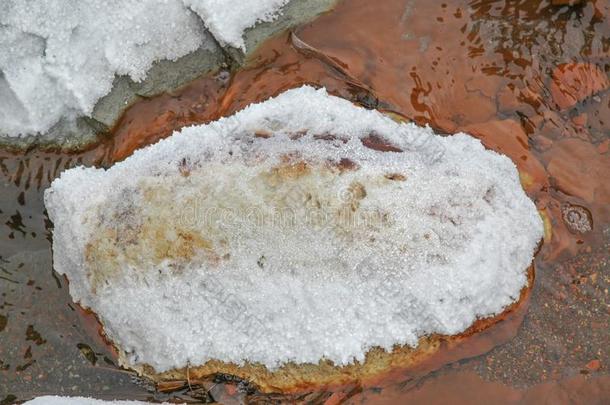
[185,0,290,49]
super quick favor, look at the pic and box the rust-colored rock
[597,139,609,154]
[540,111,582,140]
[466,77,501,98]
[585,359,602,371]
[592,0,607,20]
[550,63,610,110]
[531,135,554,152]
[546,138,610,203]
[495,83,542,120]
[585,359,602,372]
[571,113,588,127]
[496,86,521,114]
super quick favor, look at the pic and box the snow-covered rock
[185,0,290,50]
[44,86,543,372]
[0,0,205,137]
[1,0,330,141]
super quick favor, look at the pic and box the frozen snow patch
[45,86,543,372]
[185,0,290,50]
[0,0,292,138]
[0,0,206,137]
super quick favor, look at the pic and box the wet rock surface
[546,138,610,203]
[550,62,610,110]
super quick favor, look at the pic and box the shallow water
[1,0,609,403]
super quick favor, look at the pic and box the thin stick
[186,361,193,392]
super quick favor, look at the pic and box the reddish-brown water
[1,0,608,403]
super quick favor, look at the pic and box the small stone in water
[561,203,593,234]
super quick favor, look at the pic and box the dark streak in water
[0,275,18,284]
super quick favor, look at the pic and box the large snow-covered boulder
[45,86,543,390]
[0,0,336,147]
